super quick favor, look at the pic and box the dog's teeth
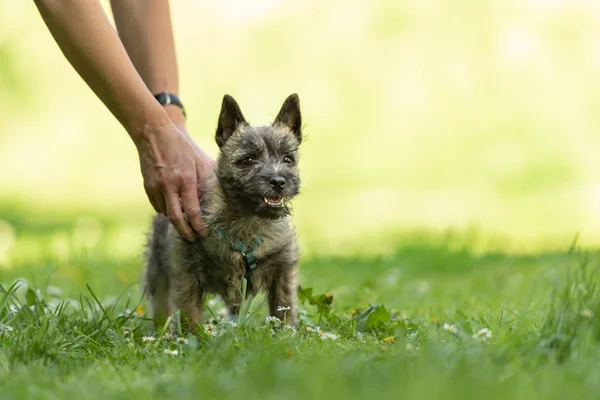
[264,197,283,206]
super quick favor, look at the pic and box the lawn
[1,215,600,400]
[3,1,600,399]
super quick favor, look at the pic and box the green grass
[3,2,600,397]
[2,226,600,399]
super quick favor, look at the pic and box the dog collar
[200,208,265,284]
[212,226,264,283]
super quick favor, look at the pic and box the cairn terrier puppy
[144,94,303,331]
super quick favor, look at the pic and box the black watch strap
[154,92,186,119]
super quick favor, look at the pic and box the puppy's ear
[216,95,247,148]
[273,93,302,143]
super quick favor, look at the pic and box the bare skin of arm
[110,0,214,222]
[33,0,210,240]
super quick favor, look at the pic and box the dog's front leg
[268,266,298,326]
[172,275,204,332]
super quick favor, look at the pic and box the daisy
[264,316,282,328]
[217,308,229,318]
[443,323,457,334]
[0,325,14,337]
[142,336,155,343]
[176,337,189,345]
[277,306,291,312]
[163,349,179,356]
[203,324,218,337]
[473,328,492,340]
[283,324,297,335]
[305,326,319,333]
[319,331,338,341]
[472,328,492,340]
[163,332,176,341]
[46,286,63,297]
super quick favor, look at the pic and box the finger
[147,192,161,214]
[196,163,208,198]
[156,192,168,216]
[181,181,207,236]
[144,184,162,213]
[165,191,195,242]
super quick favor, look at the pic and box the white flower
[203,324,218,336]
[283,324,297,336]
[443,323,457,334]
[581,309,594,318]
[305,326,319,333]
[207,298,218,307]
[163,332,176,341]
[277,306,291,312]
[0,324,14,337]
[319,331,338,341]
[226,321,238,328]
[176,337,189,345]
[217,307,229,318]
[163,349,179,356]
[270,329,277,336]
[472,328,492,340]
[142,336,155,343]
[264,316,282,328]
[122,328,132,337]
[473,328,492,339]
[46,286,63,297]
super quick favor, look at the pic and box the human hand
[134,115,214,241]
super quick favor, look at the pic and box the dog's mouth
[263,196,284,207]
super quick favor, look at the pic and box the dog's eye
[283,155,294,164]
[242,156,255,165]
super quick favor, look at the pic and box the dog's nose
[269,176,286,190]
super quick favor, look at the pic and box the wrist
[126,102,173,149]
[164,105,187,132]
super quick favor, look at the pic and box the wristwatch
[154,92,186,119]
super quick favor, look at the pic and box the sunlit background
[2,0,600,276]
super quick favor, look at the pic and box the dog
[144,94,303,331]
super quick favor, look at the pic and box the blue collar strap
[213,227,264,282]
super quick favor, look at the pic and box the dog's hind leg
[146,263,172,330]
[144,215,173,330]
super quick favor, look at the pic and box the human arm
[110,0,214,199]
[33,0,209,239]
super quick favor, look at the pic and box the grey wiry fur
[144,94,303,331]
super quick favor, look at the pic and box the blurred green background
[1,0,600,274]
